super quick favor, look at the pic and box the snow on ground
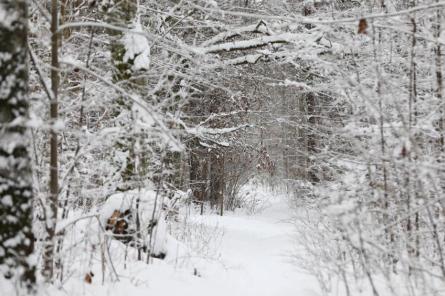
[90,191,322,296]
[184,196,322,296]
[1,189,322,296]
[116,190,321,296]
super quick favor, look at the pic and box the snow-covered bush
[99,188,173,257]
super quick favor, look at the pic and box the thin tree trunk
[210,152,225,213]
[136,193,142,260]
[306,92,319,183]
[435,7,444,151]
[405,17,417,264]
[372,23,393,268]
[43,0,60,282]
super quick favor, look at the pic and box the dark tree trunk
[210,151,225,215]
[0,0,36,290]
[306,92,320,183]
[189,145,208,213]
[43,0,60,282]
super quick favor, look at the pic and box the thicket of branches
[1,0,445,295]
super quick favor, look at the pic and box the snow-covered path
[194,198,322,296]
[145,195,322,296]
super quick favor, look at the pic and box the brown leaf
[84,272,94,284]
[358,19,368,34]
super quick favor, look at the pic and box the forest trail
[194,196,322,296]
[146,194,322,296]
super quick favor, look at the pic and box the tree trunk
[306,92,319,183]
[435,7,444,151]
[43,0,60,282]
[0,0,36,290]
[104,0,141,191]
[210,151,225,215]
[189,141,209,213]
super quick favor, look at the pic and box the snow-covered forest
[1,0,445,295]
